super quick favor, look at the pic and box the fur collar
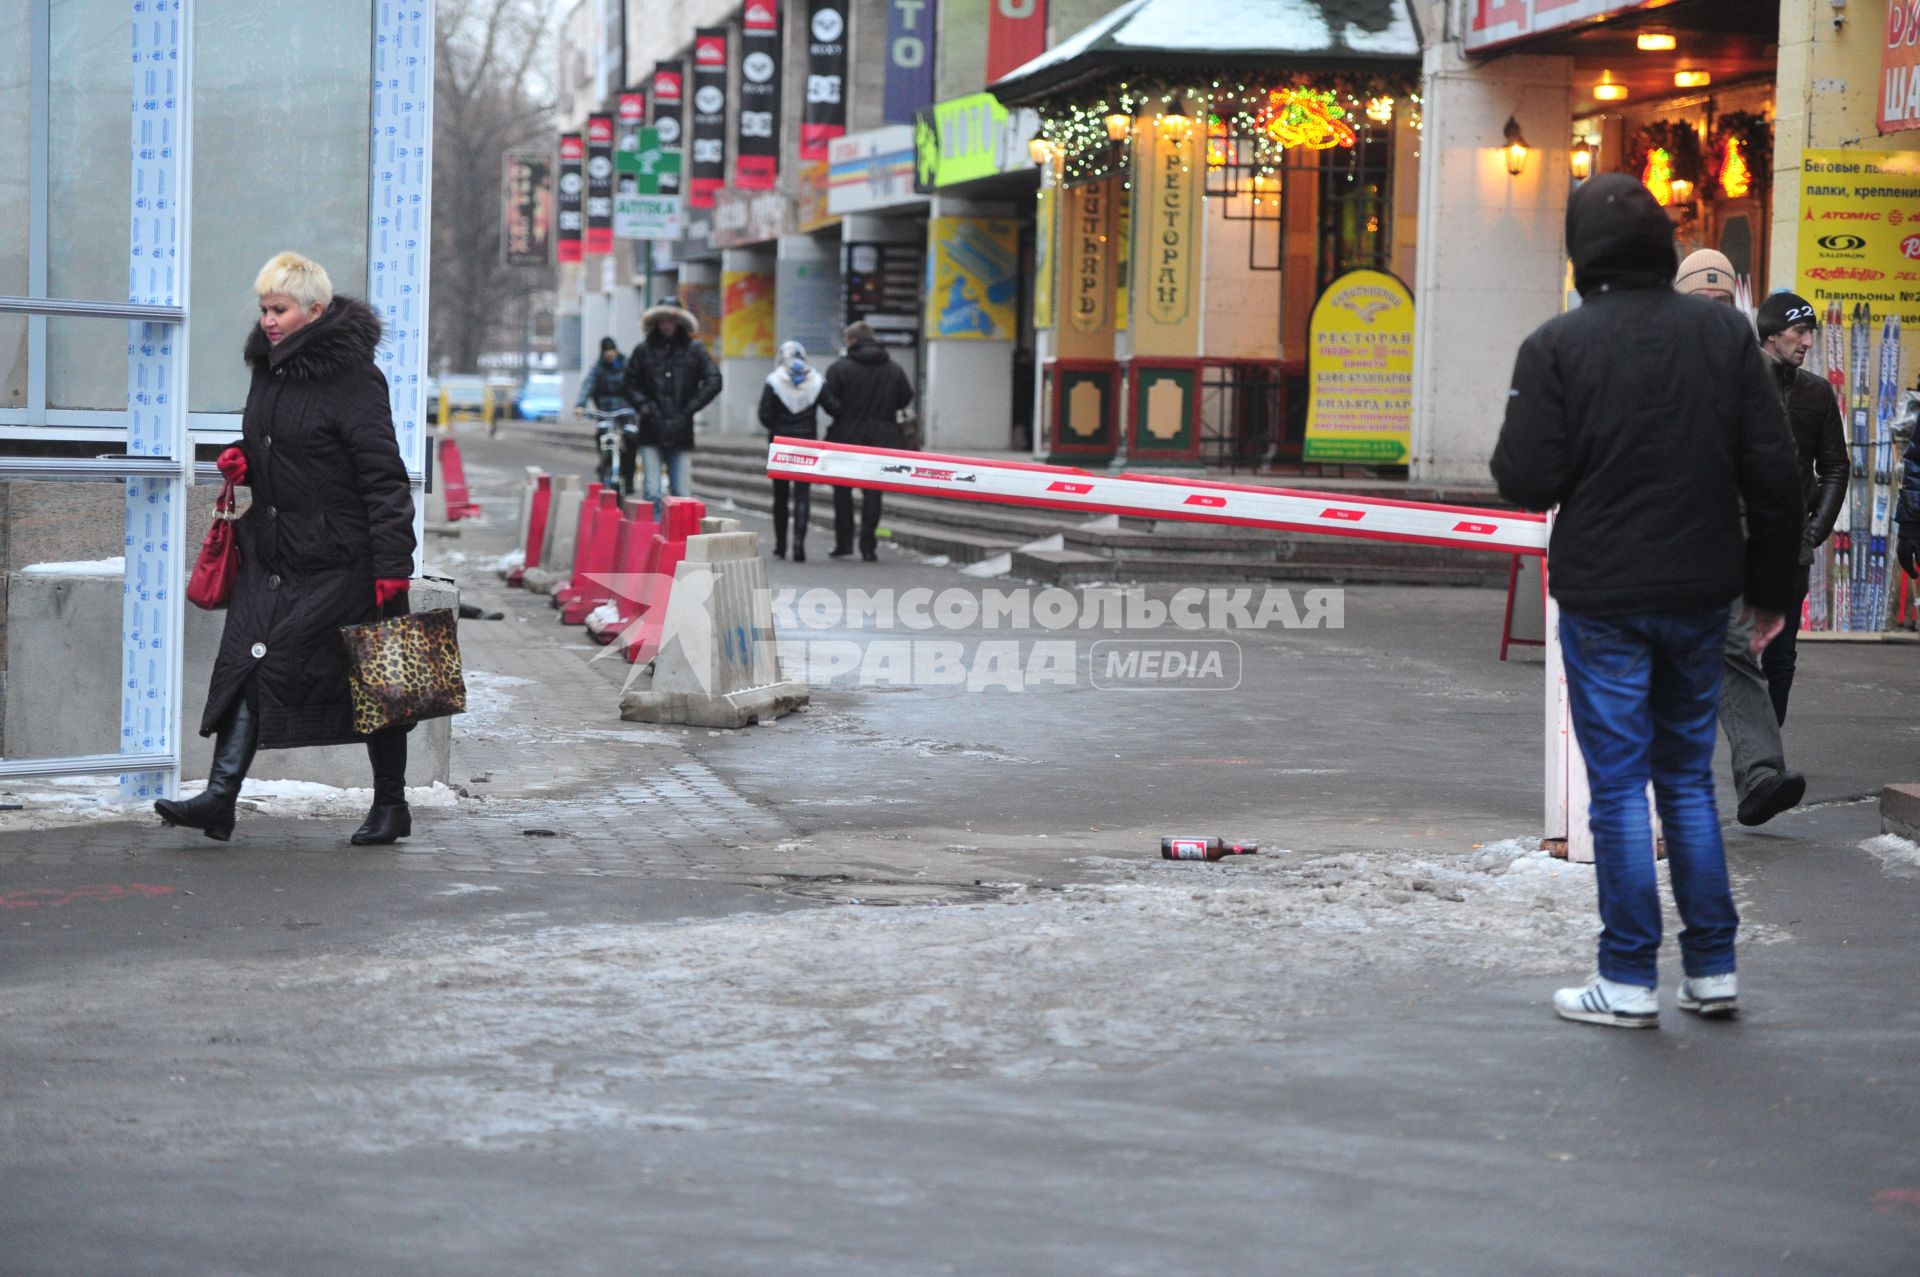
[765,365,823,414]
[244,296,382,380]
[642,304,698,343]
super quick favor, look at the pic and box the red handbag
[186,480,241,610]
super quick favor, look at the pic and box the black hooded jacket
[622,305,721,452]
[1768,356,1848,563]
[203,296,416,747]
[819,341,915,448]
[1490,173,1802,615]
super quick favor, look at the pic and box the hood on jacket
[642,304,699,344]
[847,340,891,365]
[1567,172,1677,298]
[766,340,824,412]
[244,296,382,380]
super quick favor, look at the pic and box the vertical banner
[651,62,684,195]
[987,0,1048,83]
[557,132,584,264]
[585,113,615,255]
[925,217,1018,340]
[1303,269,1415,464]
[737,2,782,189]
[1056,178,1117,359]
[690,29,729,209]
[1885,5,1920,134]
[721,270,778,359]
[615,91,647,185]
[885,0,938,125]
[803,0,849,160]
[503,151,554,267]
[1132,122,1203,356]
[1033,177,1056,330]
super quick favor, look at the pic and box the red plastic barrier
[560,489,627,625]
[624,497,707,664]
[507,473,552,587]
[438,439,482,520]
[586,505,661,644]
[552,482,605,608]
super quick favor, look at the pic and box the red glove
[374,578,411,607]
[216,446,248,484]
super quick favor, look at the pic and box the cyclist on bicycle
[575,336,639,495]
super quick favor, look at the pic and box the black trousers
[833,487,883,556]
[771,479,810,551]
[1761,565,1812,725]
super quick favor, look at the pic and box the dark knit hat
[1756,292,1819,340]
[599,335,620,353]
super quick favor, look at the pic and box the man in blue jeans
[1492,174,1803,1028]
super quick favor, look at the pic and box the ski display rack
[1805,301,1919,640]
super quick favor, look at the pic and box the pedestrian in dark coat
[156,251,417,847]
[577,335,638,494]
[1492,173,1801,1029]
[623,304,721,518]
[819,321,914,560]
[757,340,823,560]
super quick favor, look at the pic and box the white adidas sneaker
[1553,974,1659,1028]
[1676,972,1739,1017]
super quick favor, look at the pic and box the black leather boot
[155,699,259,842]
[351,727,411,845]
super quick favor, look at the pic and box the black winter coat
[1769,357,1848,562]
[623,310,721,452]
[202,297,416,747]
[819,342,914,448]
[1491,173,1802,616]
[576,354,631,412]
[757,371,823,439]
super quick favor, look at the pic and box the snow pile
[1859,833,1920,879]
[583,601,621,631]
[489,548,524,576]
[0,775,460,830]
[18,557,126,575]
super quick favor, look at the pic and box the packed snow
[18,558,126,575]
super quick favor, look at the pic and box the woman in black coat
[756,340,822,560]
[155,252,417,845]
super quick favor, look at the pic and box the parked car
[516,373,564,421]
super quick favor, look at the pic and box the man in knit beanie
[1675,249,1739,303]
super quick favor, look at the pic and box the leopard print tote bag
[339,608,468,736]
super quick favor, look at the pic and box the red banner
[556,133,584,264]
[986,0,1047,84]
[1883,1,1920,133]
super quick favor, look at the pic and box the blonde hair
[253,251,333,310]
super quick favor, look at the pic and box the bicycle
[579,405,640,495]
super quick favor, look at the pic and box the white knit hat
[1674,249,1737,297]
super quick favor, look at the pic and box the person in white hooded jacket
[756,340,824,560]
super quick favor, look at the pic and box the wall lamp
[1104,111,1132,141]
[1502,116,1530,176]
[1570,139,1594,181]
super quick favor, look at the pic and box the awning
[990,0,1422,104]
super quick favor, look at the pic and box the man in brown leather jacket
[1715,291,1847,825]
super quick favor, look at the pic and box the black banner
[802,0,847,160]
[557,133,583,263]
[651,61,683,196]
[689,28,728,209]
[502,151,552,267]
[736,1,781,189]
[585,112,614,254]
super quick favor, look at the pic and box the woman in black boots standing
[156,251,417,845]
[756,340,823,560]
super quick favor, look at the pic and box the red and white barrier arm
[767,439,1548,557]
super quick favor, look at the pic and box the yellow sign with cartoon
[1302,269,1414,464]
[925,217,1018,341]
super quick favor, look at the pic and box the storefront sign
[737,2,781,189]
[615,127,683,240]
[829,125,920,214]
[712,188,792,248]
[885,0,938,125]
[1133,125,1202,356]
[912,94,1039,190]
[1303,269,1415,464]
[1882,4,1920,134]
[925,217,1018,340]
[803,0,849,160]
[651,61,685,194]
[722,270,778,360]
[986,0,1047,83]
[1056,179,1117,360]
[585,113,614,255]
[557,132,584,264]
[689,30,729,209]
[844,241,923,346]
[502,151,552,267]
[1464,0,1652,54]
[1797,148,1920,327]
